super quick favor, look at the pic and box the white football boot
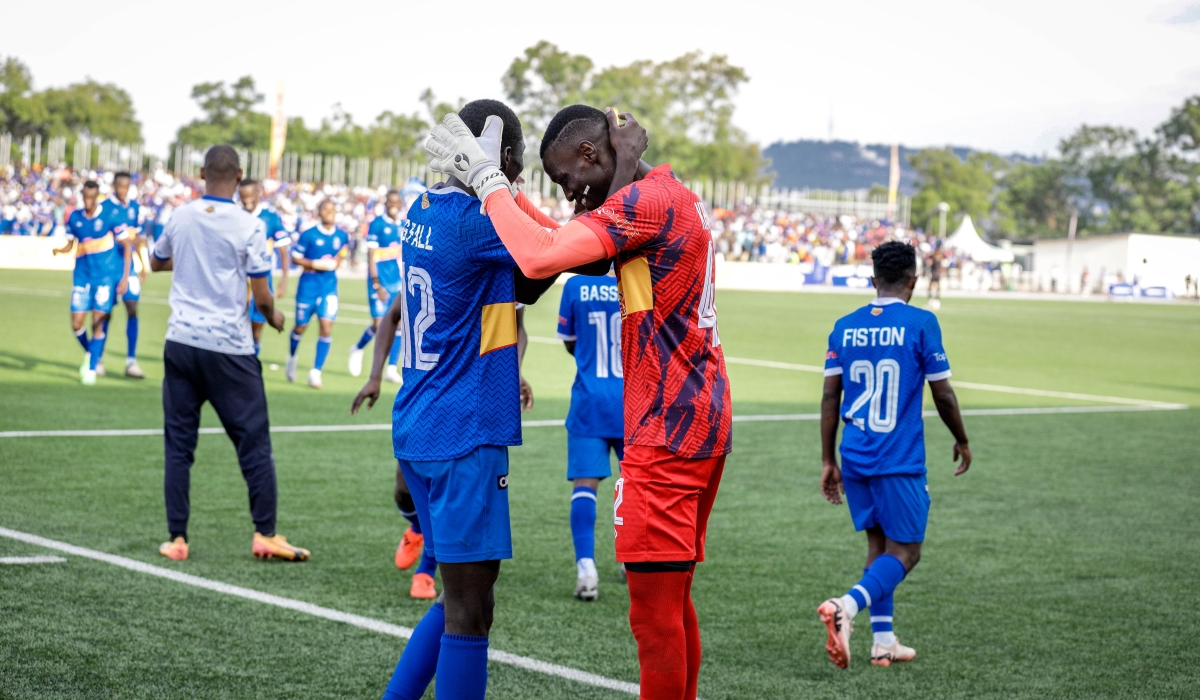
[574,558,599,601]
[870,639,916,666]
[348,347,365,377]
[307,368,322,389]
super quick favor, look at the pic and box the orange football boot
[818,598,853,669]
[410,572,437,599]
[395,527,424,570]
[158,537,188,561]
[252,533,310,561]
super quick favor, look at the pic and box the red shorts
[613,444,726,563]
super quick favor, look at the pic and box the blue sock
[398,505,422,535]
[415,548,438,578]
[289,331,302,357]
[435,634,489,700]
[88,333,107,370]
[126,316,138,359]
[388,329,402,366]
[314,336,331,370]
[382,602,445,700]
[846,553,907,616]
[254,340,261,356]
[355,325,376,350]
[570,486,598,562]
[74,327,89,352]
[867,567,895,641]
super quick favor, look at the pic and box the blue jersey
[557,274,625,439]
[252,205,290,249]
[103,196,141,239]
[824,297,952,479]
[390,185,521,461]
[292,224,349,296]
[67,207,125,280]
[367,214,403,291]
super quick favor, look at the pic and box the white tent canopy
[944,215,1014,263]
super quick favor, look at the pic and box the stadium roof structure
[945,215,1015,263]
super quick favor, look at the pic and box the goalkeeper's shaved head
[540,104,619,213]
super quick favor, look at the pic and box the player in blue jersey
[102,172,147,378]
[816,241,973,669]
[52,180,132,385]
[348,190,405,383]
[286,199,349,389]
[239,179,292,355]
[349,99,591,700]
[556,271,624,601]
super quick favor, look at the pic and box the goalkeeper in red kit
[427,105,732,700]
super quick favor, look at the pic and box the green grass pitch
[1,268,1198,699]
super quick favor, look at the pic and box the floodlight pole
[1065,211,1077,294]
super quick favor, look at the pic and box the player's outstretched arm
[351,290,404,414]
[929,379,972,475]
[820,375,845,504]
[52,239,74,256]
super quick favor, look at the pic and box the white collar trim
[870,297,907,306]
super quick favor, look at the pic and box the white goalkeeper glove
[426,113,515,210]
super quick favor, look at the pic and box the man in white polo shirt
[150,145,310,563]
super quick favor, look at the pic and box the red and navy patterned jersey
[579,164,732,458]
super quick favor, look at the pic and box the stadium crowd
[1,167,961,272]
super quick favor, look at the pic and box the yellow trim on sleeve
[480,302,518,356]
[618,256,654,317]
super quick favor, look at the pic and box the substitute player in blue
[350,99,581,700]
[286,199,348,389]
[52,180,132,385]
[102,172,148,378]
[556,270,624,601]
[238,179,291,355]
[348,189,404,384]
[817,241,973,669]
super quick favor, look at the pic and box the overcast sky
[5,0,1198,158]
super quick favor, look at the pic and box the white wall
[0,236,74,271]
[1033,234,1200,294]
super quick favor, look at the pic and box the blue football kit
[67,207,126,313]
[557,273,625,480]
[246,205,290,324]
[824,296,952,543]
[390,185,522,565]
[292,224,348,325]
[366,214,403,318]
[103,196,142,302]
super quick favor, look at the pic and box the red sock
[626,570,689,700]
[683,570,701,699]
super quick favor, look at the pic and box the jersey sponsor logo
[480,302,517,355]
[871,307,884,316]
[826,350,838,360]
[497,474,509,490]
[842,327,907,347]
[617,257,653,316]
[595,206,638,240]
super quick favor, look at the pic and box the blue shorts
[398,445,512,563]
[295,274,338,325]
[248,274,276,324]
[121,267,141,302]
[368,281,399,319]
[843,474,930,543]
[566,433,624,480]
[70,278,116,314]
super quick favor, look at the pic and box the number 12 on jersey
[398,264,439,371]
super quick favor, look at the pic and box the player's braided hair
[540,104,607,160]
[871,241,917,285]
[458,99,524,158]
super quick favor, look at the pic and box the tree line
[908,96,1200,237]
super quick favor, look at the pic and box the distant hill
[762,139,1039,194]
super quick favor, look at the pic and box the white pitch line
[0,555,67,564]
[0,527,641,696]
[2,404,1186,439]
